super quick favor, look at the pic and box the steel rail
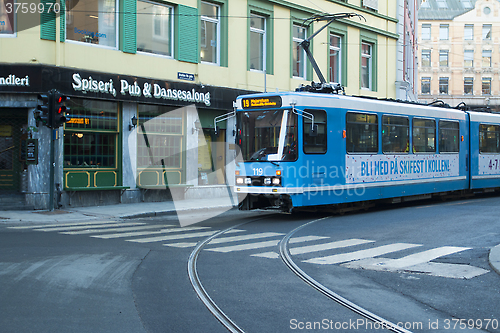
[279,217,413,333]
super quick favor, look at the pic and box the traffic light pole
[49,89,56,211]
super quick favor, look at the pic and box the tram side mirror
[309,124,318,137]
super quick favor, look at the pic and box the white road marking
[62,224,175,235]
[209,235,329,253]
[375,246,471,269]
[8,220,121,229]
[34,222,147,232]
[207,232,284,245]
[91,226,210,239]
[126,229,244,243]
[304,243,422,265]
[290,239,375,255]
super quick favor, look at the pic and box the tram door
[0,111,28,192]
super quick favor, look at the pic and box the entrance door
[0,111,28,191]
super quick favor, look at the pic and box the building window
[421,77,431,94]
[484,7,491,15]
[463,0,473,8]
[482,50,492,67]
[136,1,173,57]
[0,0,14,35]
[361,42,372,89]
[436,0,447,8]
[464,50,474,67]
[421,0,430,8]
[464,24,473,40]
[482,24,492,40]
[64,99,119,168]
[413,118,436,153]
[439,24,449,40]
[422,24,431,40]
[464,77,473,95]
[439,121,459,153]
[480,124,500,153]
[382,115,409,153]
[482,77,492,95]
[249,14,266,71]
[346,112,378,153]
[439,77,449,94]
[329,34,341,84]
[292,24,307,79]
[200,2,220,65]
[303,109,327,154]
[421,49,431,67]
[439,50,448,67]
[66,0,118,47]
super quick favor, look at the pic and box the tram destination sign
[242,96,282,109]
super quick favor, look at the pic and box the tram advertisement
[345,154,460,183]
[478,154,500,176]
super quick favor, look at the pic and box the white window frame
[439,24,449,40]
[329,33,342,84]
[482,24,492,40]
[65,0,120,50]
[249,13,266,72]
[292,24,307,79]
[482,50,492,67]
[361,42,372,90]
[136,0,173,58]
[421,24,431,40]
[200,1,221,65]
[464,24,473,40]
[464,50,474,67]
[421,49,431,67]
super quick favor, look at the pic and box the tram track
[279,216,413,333]
[188,215,413,333]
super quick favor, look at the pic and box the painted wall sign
[345,154,460,183]
[0,64,253,110]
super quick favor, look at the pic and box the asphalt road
[1,196,499,333]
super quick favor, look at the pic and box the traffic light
[52,92,71,128]
[36,93,52,127]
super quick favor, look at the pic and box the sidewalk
[0,197,236,224]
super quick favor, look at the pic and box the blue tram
[233,91,500,212]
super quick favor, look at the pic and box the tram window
[412,118,436,153]
[382,116,409,153]
[303,109,327,154]
[346,112,378,153]
[479,124,500,153]
[439,121,459,153]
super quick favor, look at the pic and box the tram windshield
[238,109,298,162]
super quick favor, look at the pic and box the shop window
[303,109,326,154]
[64,99,119,168]
[346,112,378,153]
[439,121,459,153]
[382,115,409,153]
[480,124,500,153]
[137,0,173,57]
[0,0,15,35]
[66,0,118,47]
[412,118,435,153]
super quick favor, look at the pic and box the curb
[489,244,500,276]
[120,205,237,219]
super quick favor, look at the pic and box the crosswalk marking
[206,235,327,253]
[375,246,471,269]
[126,229,244,243]
[91,226,210,239]
[8,220,121,229]
[62,224,174,235]
[304,243,422,265]
[206,232,285,245]
[35,222,147,232]
[290,239,375,255]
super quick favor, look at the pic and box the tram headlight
[272,178,281,185]
[264,178,271,185]
[236,177,244,184]
[245,178,252,184]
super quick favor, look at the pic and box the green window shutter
[120,0,137,54]
[176,5,198,63]
[40,0,56,41]
[40,0,66,41]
